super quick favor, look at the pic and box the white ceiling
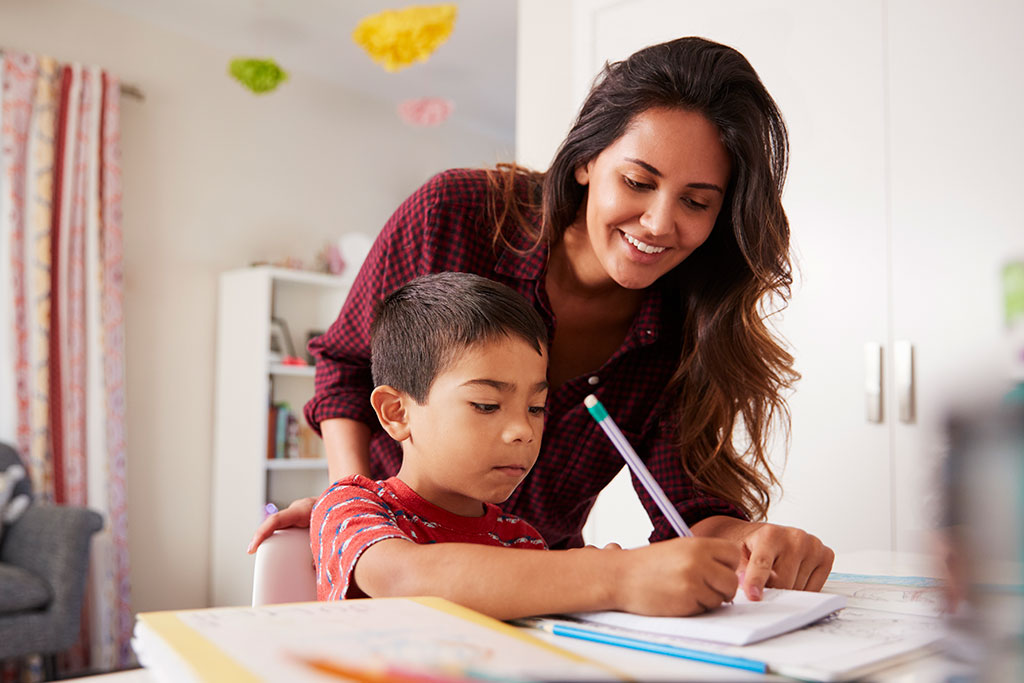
[85,0,518,143]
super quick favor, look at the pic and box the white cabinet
[529,0,1024,553]
[209,266,349,606]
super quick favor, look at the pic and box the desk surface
[84,638,974,683]
[86,551,1002,682]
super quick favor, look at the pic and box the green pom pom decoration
[229,58,289,94]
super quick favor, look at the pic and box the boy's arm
[353,536,742,621]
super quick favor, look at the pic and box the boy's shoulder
[317,475,397,510]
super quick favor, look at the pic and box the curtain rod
[119,83,144,101]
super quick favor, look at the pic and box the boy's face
[391,336,548,517]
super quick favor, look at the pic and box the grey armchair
[0,442,104,672]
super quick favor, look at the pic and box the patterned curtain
[0,49,131,675]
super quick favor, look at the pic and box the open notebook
[560,588,846,645]
[524,579,947,681]
[132,597,624,682]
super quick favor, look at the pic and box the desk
[523,547,970,682]
[89,551,1011,682]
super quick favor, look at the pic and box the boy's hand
[247,496,316,553]
[692,517,834,600]
[613,537,741,616]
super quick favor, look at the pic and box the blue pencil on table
[583,394,692,538]
[543,621,767,674]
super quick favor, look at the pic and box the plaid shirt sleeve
[304,175,438,432]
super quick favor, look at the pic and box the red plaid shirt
[305,168,745,548]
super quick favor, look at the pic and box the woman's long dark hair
[487,37,798,520]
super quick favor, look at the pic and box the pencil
[584,394,693,537]
[546,622,767,674]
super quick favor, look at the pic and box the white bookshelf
[269,363,316,378]
[265,458,330,471]
[210,266,350,607]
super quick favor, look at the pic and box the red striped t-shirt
[311,475,548,601]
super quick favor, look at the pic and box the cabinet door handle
[895,340,915,423]
[865,342,883,423]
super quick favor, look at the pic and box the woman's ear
[370,385,412,442]
[574,163,590,186]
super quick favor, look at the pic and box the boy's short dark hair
[371,272,549,403]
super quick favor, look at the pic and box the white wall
[516,0,575,170]
[0,0,512,614]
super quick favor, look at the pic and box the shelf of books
[265,401,323,462]
[211,265,350,607]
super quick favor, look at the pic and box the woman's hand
[612,537,741,616]
[692,516,834,600]
[247,496,316,554]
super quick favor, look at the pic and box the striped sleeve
[311,480,413,601]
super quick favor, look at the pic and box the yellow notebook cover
[132,596,624,682]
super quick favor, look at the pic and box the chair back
[0,442,31,498]
[251,528,317,606]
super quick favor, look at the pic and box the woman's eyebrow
[624,157,724,194]
[625,157,663,176]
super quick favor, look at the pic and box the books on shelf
[266,403,322,460]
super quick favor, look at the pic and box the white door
[886,0,1024,551]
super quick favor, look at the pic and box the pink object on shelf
[325,243,345,275]
[397,97,454,126]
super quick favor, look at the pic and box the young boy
[311,272,741,620]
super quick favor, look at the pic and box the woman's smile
[619,229,671,263]
[569,107,731,291]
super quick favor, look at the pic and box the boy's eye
[471,403,499,414]
[528,406,545,417]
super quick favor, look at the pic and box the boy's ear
[370,385,412,442]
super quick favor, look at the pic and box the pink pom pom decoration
[397,97,454,126]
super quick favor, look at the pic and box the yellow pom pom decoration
[352,4,458,72]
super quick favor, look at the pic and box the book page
[823,573,947,617]
[542,607,944,682]
[136,598,622,682]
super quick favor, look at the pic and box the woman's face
[571,107,731,290]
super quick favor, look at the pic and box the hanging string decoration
[397,97,454,126]
[352,4,458,72]
[229,58,289,94]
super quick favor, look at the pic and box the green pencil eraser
[584,394,608,422]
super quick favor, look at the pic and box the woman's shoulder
[417,167,494,205]
[416,166,541,211]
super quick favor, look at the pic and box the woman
[251,36,833,600]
